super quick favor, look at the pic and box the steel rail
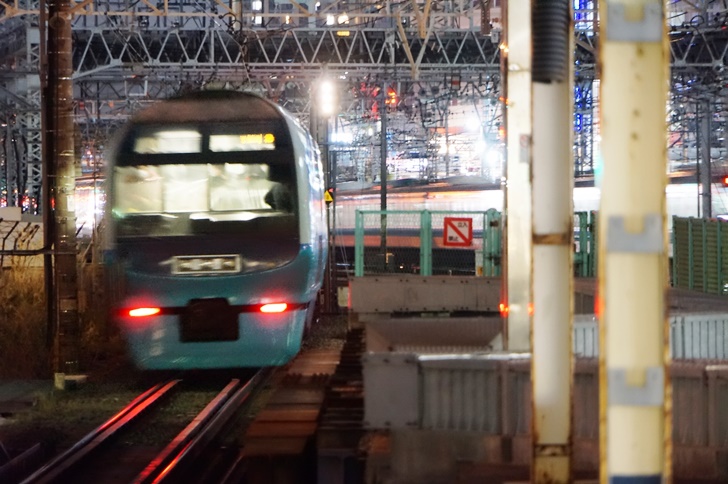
[133,369,270,484]
[20,380,181,484]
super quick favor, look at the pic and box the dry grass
[0,259,126,379]
[0,267,51,378]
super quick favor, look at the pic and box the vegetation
[0,254,126,379]
[0,267,51,378]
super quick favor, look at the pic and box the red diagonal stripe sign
[443,217,473,247]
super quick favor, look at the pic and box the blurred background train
[104,90,328,370]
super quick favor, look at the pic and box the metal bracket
[606,214,663,254]
[606,3,663,43]
[608,367,664,406]
[519,134,530,164]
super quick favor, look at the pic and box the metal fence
[574,313,728,360]
[352,209,601,278]
[353,209,503,277]
[672,216,728,294]
[363,353,728,477]
[574,210,598,278]
[0,209,44,268]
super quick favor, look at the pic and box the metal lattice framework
[1,1,728,211]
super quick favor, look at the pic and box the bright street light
[317,79,336,117]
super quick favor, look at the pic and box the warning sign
[443,217,473,247]
[324,189,334,204]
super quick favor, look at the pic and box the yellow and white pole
[503,0,532,352]
[530,2,573,481]
[597,2,671,482]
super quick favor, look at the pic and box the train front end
[106,92,327,369]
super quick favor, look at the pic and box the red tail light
[128,307,161,317]
[260,303,288,313]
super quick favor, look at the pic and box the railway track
[17,370,269,484]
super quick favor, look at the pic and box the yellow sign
[324,190,334,204]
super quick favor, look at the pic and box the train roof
[131,90,286,124]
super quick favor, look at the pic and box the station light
[317,79,337,117]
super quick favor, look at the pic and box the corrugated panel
[705,224,721,293]
[363,352,724,455]
[712,371,728,446]
[505,361,532,436]
[673,217,728,293]
[672,365,709,446]
[419,357,502,433]
[692,221,705,291]
[576,313,728,360]
[573,361,598,440]
[574,315,598,358]
[671,315,728,360]
[672,217,691,289]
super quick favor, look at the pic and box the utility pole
[699,98,712,218]
[379,81,388,262]
[312,78,337,313]
[46,0,80,386]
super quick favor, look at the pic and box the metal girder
[1,1,727,211]
[69,27,500,83]
[0,23,42,211]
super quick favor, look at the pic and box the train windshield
[112,162,296,237]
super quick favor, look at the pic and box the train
[105,90,328,370]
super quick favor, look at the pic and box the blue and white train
[105,90,328,370]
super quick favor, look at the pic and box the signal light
[723,176,728,186]
[128,307,161,317]
[385,87,398,112]
[499,303,534,316]
[499,303,509,317]
[260,303,288,313]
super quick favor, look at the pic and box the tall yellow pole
[597,2,671,482]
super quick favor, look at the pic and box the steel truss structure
[0,1,727,212]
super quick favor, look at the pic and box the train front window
[133,130,202,154]
[113,162,296,237]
